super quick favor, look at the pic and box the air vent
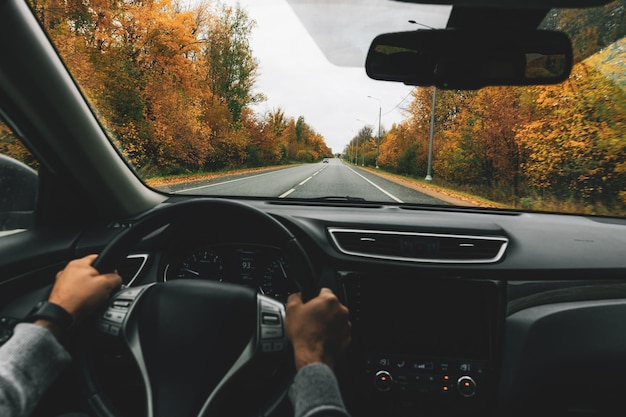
[328,228,508,264]
[117,254,148,285]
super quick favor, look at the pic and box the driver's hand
[48,254,122,324]
[285,288,351,371]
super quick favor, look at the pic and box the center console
[338,272,503,416]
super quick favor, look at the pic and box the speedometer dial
[174,248,224,281]
[260,257,297,303]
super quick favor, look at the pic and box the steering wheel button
[118,288,143,298]
[98,322,110,334]
[261,326,283,339]
[113,300,131,308]
[262,313,280,325]
[261,300,280,312]
[261,342,273,352]
[103,309,126,323]
[272,341,285,351]
[108,325,120,336]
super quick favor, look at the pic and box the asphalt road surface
[161,158,449,205]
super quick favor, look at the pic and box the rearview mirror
[365,29,573,89]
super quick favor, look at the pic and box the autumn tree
[351,126,376,166]
[26,0,331,176]
[378,87,464,177]
[280,116,329,162]
[435,87,526,189]
[517,61,626,208]
[379,123,427,176]
[242,108,285,166]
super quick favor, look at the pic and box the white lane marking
[175,164,327,198]
[347,167,404,203]
[278,165,327,198]
[172,170,280,193]
[279,188,296,198]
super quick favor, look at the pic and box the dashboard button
[457,376,477,397]
[374,370,393,392]
[413,361,433,370]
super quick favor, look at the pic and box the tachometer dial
[260,257,297,303]
[174,248,224,281]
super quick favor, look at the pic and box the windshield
[24,0,626,216]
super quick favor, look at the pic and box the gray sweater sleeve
[289,363,350,417]
[0,323,71,417]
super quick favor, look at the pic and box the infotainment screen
[345,275,499,359]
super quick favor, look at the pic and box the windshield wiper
[312,196,367,202]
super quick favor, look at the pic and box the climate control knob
[374,370,393,391]
[457,375,477,397]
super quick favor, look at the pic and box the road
[161,158,449,205]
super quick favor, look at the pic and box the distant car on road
[323,158,329,163]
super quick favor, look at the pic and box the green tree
[204,4,260,124]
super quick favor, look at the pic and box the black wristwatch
[26,301,74,333]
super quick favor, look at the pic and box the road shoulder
[361,167,505,208]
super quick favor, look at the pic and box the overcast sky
[222,0,451,154]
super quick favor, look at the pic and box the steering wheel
[78,198,319,417]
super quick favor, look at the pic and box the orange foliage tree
[517,62,626,206]
[435,87,527,189]
[16,0,332,177]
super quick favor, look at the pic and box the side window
[0,118,38,235]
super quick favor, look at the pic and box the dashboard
[71,198,626,417]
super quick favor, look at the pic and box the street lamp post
[367,96,381,169]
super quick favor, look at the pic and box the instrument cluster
[163,244,298,303]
